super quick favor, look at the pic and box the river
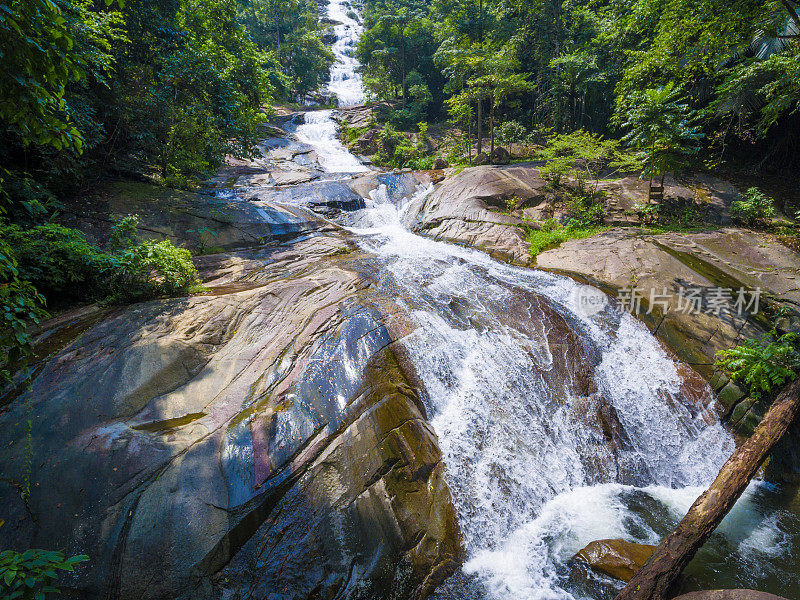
[281,2,800,598]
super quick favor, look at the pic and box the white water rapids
[281,4,800,598]
[345,184,739,599]
[325,0,365,106]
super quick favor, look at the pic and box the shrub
[631,200,703,229]
[339,122,367,147]
[496,121,527,156]
[565,196,605,228]
[527,219,601,257]
[0,244,46,380]
[538,130,623,192]
[109,217,197,301]
[716,331,800,398]
[0,224,115,306]
[631,201,660,224]
[0,549,88,600]
[374,122,431,169]
[730,187,777,226]
[0,217,198,309]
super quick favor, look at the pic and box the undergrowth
[527,219,604,257]
[716,316,800,399]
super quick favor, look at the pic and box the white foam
[336,184,742,600]
[294,110,368,173]
[325,0,365,106]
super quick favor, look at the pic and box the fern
[716,332,800,398]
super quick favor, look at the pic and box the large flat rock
[62,180,322,251]
[536,227,800,437]
[407,166,800,439]
[536,228,800,373]
[404,165,545,265]
[0,233,461,600]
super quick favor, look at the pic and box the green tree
[238,0,333,99]
[496,120,527,155]
[0,0,121,151]
[539,129,623,193]
[616,84,703,201]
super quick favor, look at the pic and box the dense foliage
[716,331,800,399]
[0,549,88,600]
[0,224,116,306]
[0,0,332,196]
[730,187,778,225]
[357,0,800,167]
[0,0,330,374]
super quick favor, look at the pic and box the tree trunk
[467,104,472,164]
[401,37,407,107]
[614,378,800,600]
[490,102,495,156]
[477,99,483,156]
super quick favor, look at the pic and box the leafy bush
[0,549,88,600]
[339,122,367,147]
[505,195,520,212]
[374,122,431,169]
[0,217,197,311]
[109,217,197,302]
[631,201,660,224]
[631,200,704,229]
[564,196,605,228]
[0,243,46,381]
[716,331,800,398]
[730,187,777,226]
[496,121,527,155]
[0,225,115,306]
[538,130,624,192]
[0,170,57,226]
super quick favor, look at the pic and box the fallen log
[614,378,800,600]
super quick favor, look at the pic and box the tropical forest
[1,0,799,599]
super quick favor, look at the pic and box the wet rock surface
[0,208,461,598]
[673,591,791,600]
[406,163,800,445]
[574,539,656,582]
[404,165,543,265]
[535,228,800,432]
[62,180,323,251]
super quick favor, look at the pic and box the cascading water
[292,0,368,173]
[287,3,800,598]
[342,185,748,600]
[294,110,369,173]
[325,0,365,106]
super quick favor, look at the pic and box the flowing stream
[276,4,800,598]
[325,0,365,106]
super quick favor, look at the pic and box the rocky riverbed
[1,120,799,600]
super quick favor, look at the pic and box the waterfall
[342,183,737,599]
[326,0,365,106]
[294,110,369,173]
[285,4,795,597]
